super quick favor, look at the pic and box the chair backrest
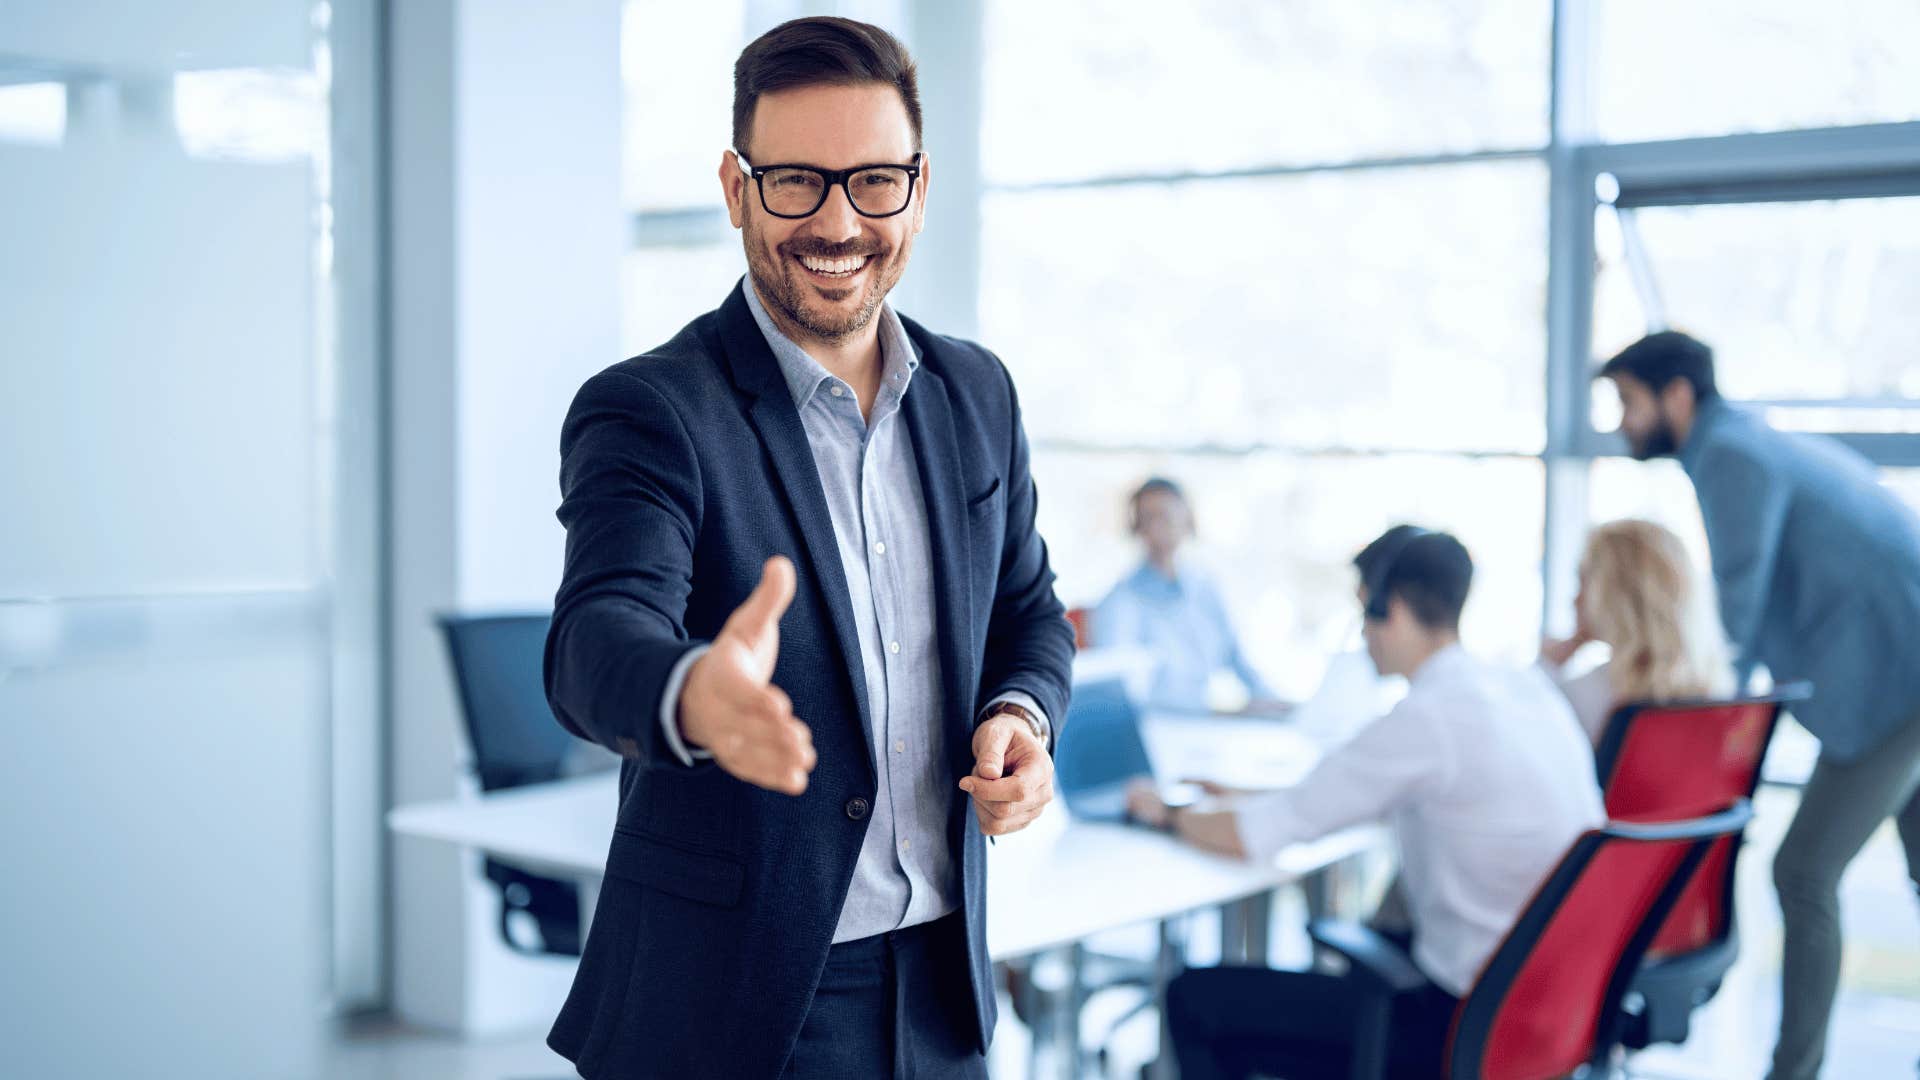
[1595,684,1809,821]
[1054,676,1155,805]
[1594,685,1808,955]
[1447,803,1753,1080]
[437,612,571,792]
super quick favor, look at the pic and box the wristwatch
[978,700,1046,745]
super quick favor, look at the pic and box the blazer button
[845,796,871,821]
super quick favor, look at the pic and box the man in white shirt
[1128,527,1604,1078]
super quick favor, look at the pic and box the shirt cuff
[1233,789,1305,865]
[659,644,715,766]
[986,691,1051,750]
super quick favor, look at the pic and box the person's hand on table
[1125,778,1175,828]
[958,712,1054,836]
[1175,776,1265,799]
[1125,779,1249,859]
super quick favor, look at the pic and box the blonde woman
[1540,519,1734,744]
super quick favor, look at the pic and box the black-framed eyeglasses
[735,152,922,219]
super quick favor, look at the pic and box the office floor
[323,984,1917,1080]
[330,786,1918,1079]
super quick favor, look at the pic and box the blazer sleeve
[974,356,1076,739]
[544,367,711,769]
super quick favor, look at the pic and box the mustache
[781,237,886,260]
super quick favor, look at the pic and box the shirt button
[893,739,906,754]
[888,641,900,654]
[873,541,886,555]
[845,797,870,821]
[900,838,912,851]
[830,384,845,397]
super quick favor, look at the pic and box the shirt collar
[740,274,918,412]
[1677,396,1735,473]
[1407,641,1472,690]
[1131,559,1189,592]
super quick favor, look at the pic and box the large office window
[982,0,1549,182]
[1591,0,1920,143]
[980,1,1553,696]
[1594,195,1920,409]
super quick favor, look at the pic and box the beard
[742,217,908,343]
[1630,413,1680,461]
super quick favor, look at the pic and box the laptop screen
[1055,676,1155,797]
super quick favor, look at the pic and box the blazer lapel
[900,352,980,776]
[715,286,875,765]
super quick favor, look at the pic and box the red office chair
[1593,683,1811,1048]
[1064,606,1092,650]
[1308,803,1753,1080]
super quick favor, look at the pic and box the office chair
[438,612,583,958]
[1594,684,1811,1049]
[1307,803,1753,1080]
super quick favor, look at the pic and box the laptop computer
[1055,676,1166,823]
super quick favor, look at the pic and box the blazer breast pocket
[965,476,1002,509]
[965,476,1006,592]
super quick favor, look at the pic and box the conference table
[389,711,1383,1077]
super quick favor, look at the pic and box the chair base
[1620,940,1735,1049]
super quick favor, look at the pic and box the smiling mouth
[794,252,873,282]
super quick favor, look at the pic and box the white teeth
[799,254,869,276]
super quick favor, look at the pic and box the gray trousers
[1768,711,1920,1080]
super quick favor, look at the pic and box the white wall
[0,1,361,1074]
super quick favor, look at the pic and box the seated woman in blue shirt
[1091,476,1284,714]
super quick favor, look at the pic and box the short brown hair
[731,16,923,159]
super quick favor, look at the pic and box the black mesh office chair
[437,612,583,957]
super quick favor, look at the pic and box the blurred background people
[1540,517,1733,744]
[1127,528,1602,1078]
[1601,330,1920,1080]
[1091,477,1285,715]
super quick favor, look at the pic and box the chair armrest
[1308,919,1431,995]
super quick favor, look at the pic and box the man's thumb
[974,723,1010,780]
[732,555,796,637]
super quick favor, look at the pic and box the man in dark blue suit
[542,16,1074,1079]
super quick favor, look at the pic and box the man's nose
[804,181,862,244]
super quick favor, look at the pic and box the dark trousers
[779,910,989,1080]
[1167,966,1460,1080]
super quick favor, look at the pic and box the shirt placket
[861,404,923,909]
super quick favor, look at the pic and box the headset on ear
[1127,482,1196,539]
[1362,526,1431,621]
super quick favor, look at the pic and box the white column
[897,0,983,339]
[388,0,625,1033]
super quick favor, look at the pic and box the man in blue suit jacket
[1600,331,1920,1080]
[541,17,1073,1079]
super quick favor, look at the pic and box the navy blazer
[543,283,1075,1079]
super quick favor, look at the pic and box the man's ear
[911,150,930,235]
[720,150,747,229]
[1660,377,1697,426]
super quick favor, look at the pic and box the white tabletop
[387,714,1382,960]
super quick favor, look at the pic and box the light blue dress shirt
[1091,560,1275,711]
[656,279,1045,943]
